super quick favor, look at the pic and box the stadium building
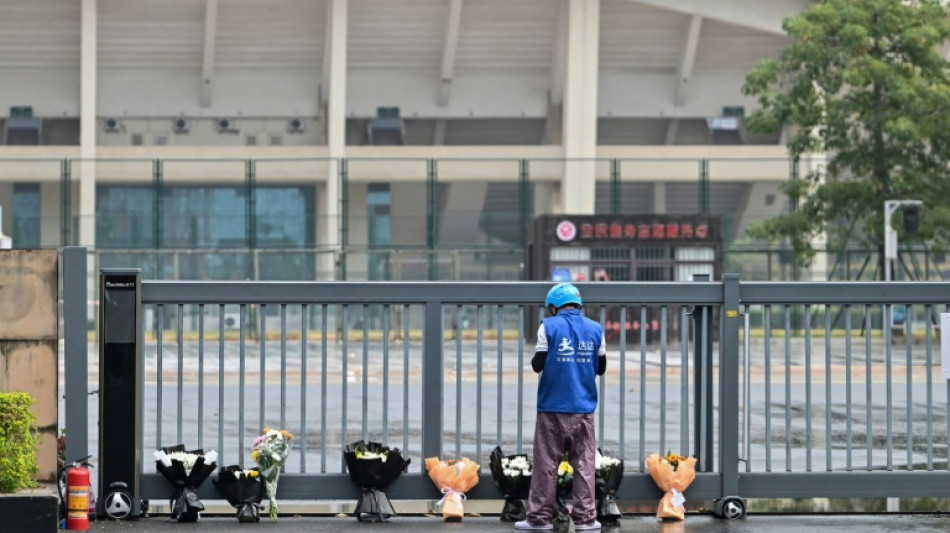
[0,0,824,281]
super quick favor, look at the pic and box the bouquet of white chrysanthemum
[251,428,293,522]
[154,445,218,522]
[343,440,411,522]
[213,465,264,523]
[595,449,624,522]
[488,446,532,522]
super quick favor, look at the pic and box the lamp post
[883,199,922,282]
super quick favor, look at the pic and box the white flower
[154,450,172,468]
[500,455,532,478]
[595,451,621,470]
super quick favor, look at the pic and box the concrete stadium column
[79,0,97,248]
[653,182,667,214]
[561,0,599,215]
[323,0,347,280]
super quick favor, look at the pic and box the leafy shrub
[0,392,39,493]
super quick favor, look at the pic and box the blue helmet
[545,282,582,309]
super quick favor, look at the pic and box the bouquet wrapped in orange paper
[645,452,696,520]
[424,457,480,521]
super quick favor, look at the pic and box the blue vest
[537,309,602,414]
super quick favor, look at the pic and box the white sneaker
[514,519,554,530]
[575,520,602,530]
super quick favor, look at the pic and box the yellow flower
[248,470,259,478]
[280,430,294,441]
[263,427,273,434]
[558,461,573,475]
[251,450,260,462]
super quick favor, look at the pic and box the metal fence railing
[61,248,950,511]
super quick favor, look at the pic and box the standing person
[515,282,607,531]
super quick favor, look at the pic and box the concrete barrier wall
[0,249,58,481]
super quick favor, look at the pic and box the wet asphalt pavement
[82,513,950,533]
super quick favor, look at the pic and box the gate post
[720,274,741,494]
[63,247,88,467]
[421,299,444,462]
[709,273,746,518]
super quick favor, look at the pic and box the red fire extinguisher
[65,461,90,531]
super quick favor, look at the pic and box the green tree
[742,0,950,275]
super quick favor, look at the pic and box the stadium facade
[0,0,825,281]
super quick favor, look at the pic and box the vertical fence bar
[599,306,607,447]
[423,299,445,463]
[300,304,308,472]
[218,305,225,464]
[698,305,710,471]
[679,306,689,458]
[259,304,267,433]
[63,247,88,465]
[497,305,503,447]
[845,305,852,471]
[825,304,832,471]
[639,306,647,472]
[659,306,668,460]
[157,304,164,450]
[198,305,205,449]
[476,305,484,462]
[362,304,369,443]
[517,307,524,454]
[925,305,933,471]
[619,306,627,459]
[743,306,751,472]
[455,305,463,458]
[177,304,184,445]
[785,305,793,472]
[886,304,893,470]
[865,304,872,470]
[906,304,913,471]
[764,305,772,472]
[342,305,349,471]
[239,304,247,460]
[321,304,328,473]
[280,305,287,432]
[403,304,410,458]
[383,305,391,445]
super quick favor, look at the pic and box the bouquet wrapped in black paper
[595,449,624,523]
[488,446,532,521]
[213,465,264,523]
[153,445,218,522]
[343,440,411,522]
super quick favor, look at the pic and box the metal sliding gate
[62,248,950,514]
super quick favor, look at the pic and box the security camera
[104,118,122,132]
[217,118,238,133]
[287,118,306,133]
[173,118,190,133]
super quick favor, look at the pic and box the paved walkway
[83,513,950,533]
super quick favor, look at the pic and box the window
[13,184,40,247]
[367,184,391,280]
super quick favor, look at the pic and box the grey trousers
[526,412,597,525]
